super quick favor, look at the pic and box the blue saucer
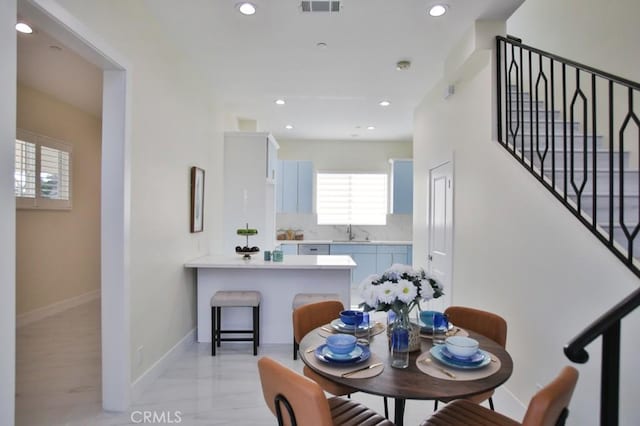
[429,345,491,369]
[440,346,485,364]
[315,344,371,364]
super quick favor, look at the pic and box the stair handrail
[497,35,640,91]
[564,287,640,426]
[564,287,640,363]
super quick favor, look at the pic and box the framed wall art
[190,166,205,233]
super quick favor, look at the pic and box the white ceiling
[17,0,523,141]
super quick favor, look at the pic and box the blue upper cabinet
[276,160,313,213]
[391,159,413,214]
[297,161,313,213]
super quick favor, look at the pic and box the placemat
[419,326,469,340]
[302,350,385,379]
[320,321,386,337]
[415,350,501,381]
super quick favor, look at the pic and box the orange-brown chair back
[444,306,508,347]
[522,366,579,426]
[293,300,345,345]
[257,357,333,426]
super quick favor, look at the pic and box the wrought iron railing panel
[496,35,640,277]
[497,35,640,426]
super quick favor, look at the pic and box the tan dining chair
[421,366,579,426]
[433,305,508,411]
[292,300,389,418]
[258,357,393,426]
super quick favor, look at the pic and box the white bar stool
[211,290,261,356]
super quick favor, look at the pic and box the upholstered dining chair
[292,300,389,418]
[421,366,579,426]
[258,357,393,426]
[434,305,508,411]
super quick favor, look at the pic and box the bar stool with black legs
[211,290,261,356]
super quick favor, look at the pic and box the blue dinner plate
[429,345,491,369]
[315,344,371,364]
[330,318,373,333]
[440,346,485,364]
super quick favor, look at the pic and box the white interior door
[428,161,453,310]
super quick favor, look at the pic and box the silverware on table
[421,358,457,378]
[321,326,334,334]
[341,362,383,378]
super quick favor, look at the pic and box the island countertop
[185,254,356,269]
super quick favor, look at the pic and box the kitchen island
[185,254,356,344]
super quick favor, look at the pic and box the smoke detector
[396,60,411,71]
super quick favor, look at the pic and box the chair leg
[253,306,259,356]
[211,306,216,356]
[433,400,438,411]
[489,396,495,411]
[293,340,299,360]
[383,397,389,419]
[216,307,222,347]
[256,304,260,347]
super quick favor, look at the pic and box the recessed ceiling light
[275,99,286,105]
[285,125,294,130]
[367,126,375,130]
[16,22,33,34]
[237,2,256,15]
[379,100,391,107]
[429,4,447,17]
[316,42,328,49]
[396,60,411,71]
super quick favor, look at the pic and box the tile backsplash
[276,213,412,241]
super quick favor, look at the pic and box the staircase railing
[496,35,640,279]
[496,35,640,426]
[564,287,640,425]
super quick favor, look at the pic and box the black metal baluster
[609,81,614,245]
[563,64,568,200]
[551,59,556,188]
[592,75,597,227]
[497,39,503,144]
[529,50,533,168]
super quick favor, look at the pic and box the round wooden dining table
[299,325,513,426]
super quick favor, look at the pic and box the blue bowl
[326,334,357,355]
[339,310,364,326]
[419,310,442,327]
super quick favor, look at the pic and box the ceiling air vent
[301,1,341,12]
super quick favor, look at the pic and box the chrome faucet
[347,224,356,241]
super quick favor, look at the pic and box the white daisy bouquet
[358,264,444,314]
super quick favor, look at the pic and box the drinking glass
[356,311,370,345]
[432,312,449,345]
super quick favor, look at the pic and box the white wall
[278,138,412,172]
[0,1,17,423]
[54,0,225,383]
[413,16,640,426]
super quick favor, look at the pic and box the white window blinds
[15,129,72,210]
[316,173,387,225]
[14,139,36,198]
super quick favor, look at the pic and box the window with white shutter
[15,129,72,210]
[316,173,387,225]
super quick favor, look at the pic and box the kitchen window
[316,172,387,225]
[15,129,72,210]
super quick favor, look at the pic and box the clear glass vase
[390,307,410,368]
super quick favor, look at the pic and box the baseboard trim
[17,290,100,328]
[130,328,196,403]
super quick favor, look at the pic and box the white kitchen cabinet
[390,159,413,214]
[276,160,313,213]
[223,132,279,255]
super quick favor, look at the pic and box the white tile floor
[16,299,525,425]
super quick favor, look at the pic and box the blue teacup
[419,310,441,327]
[340,310,364,326]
